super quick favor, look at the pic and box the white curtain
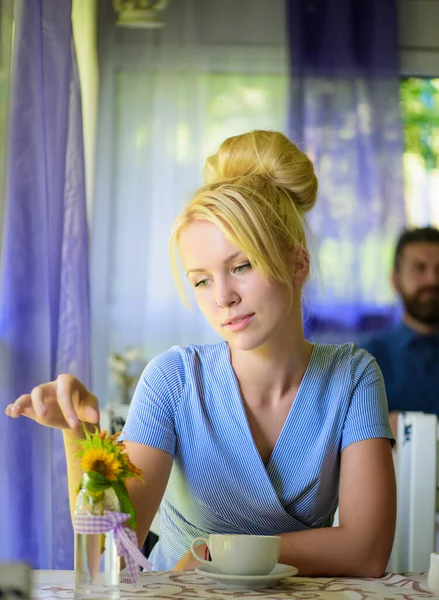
[92,0,288,402]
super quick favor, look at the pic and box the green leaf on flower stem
[82,471,112,492]
[92,435,101,449]
[112,480,137,531]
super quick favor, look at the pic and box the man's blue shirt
[363,323,439,413]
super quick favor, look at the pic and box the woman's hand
[4,374,99,430]
[173,544,208,571]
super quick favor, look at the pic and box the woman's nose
[215,281,240,308]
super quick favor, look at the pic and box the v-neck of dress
[223,342,319,473]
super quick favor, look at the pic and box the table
[32,570,435,599]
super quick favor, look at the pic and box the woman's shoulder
[310,343,383,414]
[314,340,374,360]
[144,340,228,385]
[133,341,228,414]
[313,341,378,380]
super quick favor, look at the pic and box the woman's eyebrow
[186,251,243,276]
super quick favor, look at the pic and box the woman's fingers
[56,374,81,428]
[56,375,100,427]
[5,375,100,430]
[80,392,100,425]
[6,394,37,420]
[31,385,47,418]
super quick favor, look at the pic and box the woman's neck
[228,311,313,402]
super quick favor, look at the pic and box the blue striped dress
[120,341,394,570]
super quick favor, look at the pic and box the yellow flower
[80,447,122,482]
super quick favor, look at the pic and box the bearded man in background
[363,227,439,437]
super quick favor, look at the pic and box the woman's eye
[234,262,251,274]
[194,279,209,288]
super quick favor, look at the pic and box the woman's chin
[226,333,269,353]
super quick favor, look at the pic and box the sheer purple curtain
[286,0,406,342]
[0,0,90,569]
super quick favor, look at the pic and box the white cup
[428,552,439,595]
[190,534,281,576]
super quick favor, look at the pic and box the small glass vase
[74,484,120,600]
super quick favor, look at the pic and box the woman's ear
[291,246,310,286]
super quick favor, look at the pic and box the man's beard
[400,287,439,327]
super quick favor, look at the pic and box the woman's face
[179,219,297,352]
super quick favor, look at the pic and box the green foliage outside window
[401,78,439,171]
[401,78,439,227]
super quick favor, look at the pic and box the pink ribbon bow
[74,511,152,585]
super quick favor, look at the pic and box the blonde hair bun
[170,129,318,304]
[204,130,317,215]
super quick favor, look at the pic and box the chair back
[389,411,438,573]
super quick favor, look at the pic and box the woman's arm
[278,437,396,577]
[122,441,173,549]
[63,426,94,518]
[6,372,174,556]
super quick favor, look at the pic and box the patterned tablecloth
[32,570,436,600]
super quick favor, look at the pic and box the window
[204,73,287,156]
[401,78,439,228]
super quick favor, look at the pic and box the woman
[6,130,396,576]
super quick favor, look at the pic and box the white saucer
[195,563,299,589]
